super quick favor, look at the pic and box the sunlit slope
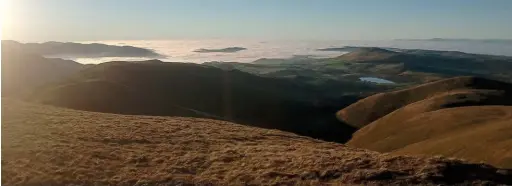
[343,77,512,168]
[337,76,512,128]
[348,105,512,168]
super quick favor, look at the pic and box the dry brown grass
[2,99,512,185]
[337,76,512,128]
[348,106,512,169]
[343,77,512,169]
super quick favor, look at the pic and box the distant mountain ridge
[396,38,512,43]
[2,40,165,58]
[193,47,247,53]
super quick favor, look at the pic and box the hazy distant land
[395,38,512,43]
[193,47,247,53]
[16,39,510,64]
[1,40,165,58]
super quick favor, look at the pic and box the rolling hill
[337,76,512,128]
[31,60,360,142]
[336,47,400,62]
[335,47,512,82]
[341,77,512,168]
[347,105,512,169]
[3,99,511,185]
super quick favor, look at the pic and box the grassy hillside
[348,106,512,169]
[32,61,360,142]
[3,99,511,185]
[337,76,512,128]
[343,77,512,168]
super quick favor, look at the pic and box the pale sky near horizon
[1,0,512,42]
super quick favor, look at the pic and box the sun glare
[1,0,14,32]
[1,0,12,17]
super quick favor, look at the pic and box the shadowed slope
[3,99,511,185]
[1,45,84,97]
[33,61,358,142]
[337,76,512,128]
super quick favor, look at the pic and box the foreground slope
[2,99,511,185]
[337,76,512,128]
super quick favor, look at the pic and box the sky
[1,0,512,42]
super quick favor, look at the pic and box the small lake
[359,77,396,84]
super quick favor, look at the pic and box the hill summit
[337,47,399,62]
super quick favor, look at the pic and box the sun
[1,0,15,30]
[1,0,13,16]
